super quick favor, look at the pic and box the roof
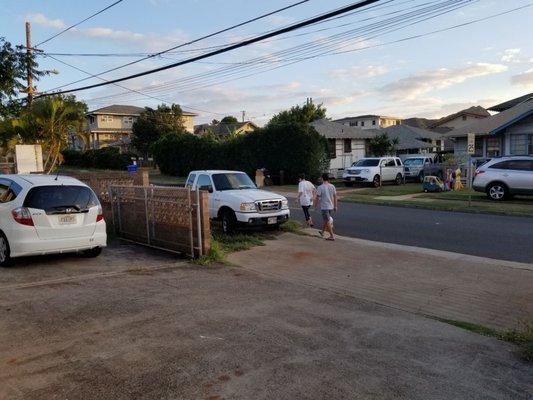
[197,121,258,136]
[402,117,437,130]
[333,114,401,122]
[430,106,490,128]
[445,98,533,137]
[311,119,435,150]
[310,119,379,139]
[4,174,85,188]
[488,93,533,112]
[87,104,197,116]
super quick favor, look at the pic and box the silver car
[473,156,533,200]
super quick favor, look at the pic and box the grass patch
[280,220,304,234]
[148,171,186,186]
[349,183,422,197]
[435,317,533,362]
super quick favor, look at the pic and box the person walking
[297,173,315,227]
[315,173,337,241]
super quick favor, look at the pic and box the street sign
[467,133,476,155]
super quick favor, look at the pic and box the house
[429,106,490,130]
[445,95,533,159]
[194,121,257,138]
[310,119,436,175]
[85,104,197,150]
[333,115,402,129]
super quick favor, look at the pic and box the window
[361,121,365,127]
[343,139,352,153]
[396,120,401,125]
[328,139,336,159]
[0,179,21,203]
[212,173,255,191]
[474,137,483,157]
[507,160,533,171]
[353,159,379,167]
[486,136,501,157]
[24,185,99,214]
[462,115,467,121]
[101,115,113,122]
[384,159,396,167]
[372,120,376,126]
[123,116,134,124]
[349,122,356,127]
[510,134,533,155]
[395,158,402,166]
[355,121,358,126]
[89,116,95,124]
[197,174,213,192]
[185,174,196,188]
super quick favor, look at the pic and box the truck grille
[256,200,282,212]
[348,169,361,175]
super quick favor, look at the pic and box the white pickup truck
[185,170,290,233]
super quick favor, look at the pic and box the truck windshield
[404,158,424,166]
[212,173,256,191]
[352,159,379,167]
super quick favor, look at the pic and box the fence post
[144,187,150,244]
[195,188,203,258]
[187,187,194,258]
[199,191,211,255]
[134,167,150,186]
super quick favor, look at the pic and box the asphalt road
[290,202,533,263]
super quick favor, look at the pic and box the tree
[266,101,326,128]
[368,133,399,156]
[131,103,187,158]
[220,115,239,124]
[0,37,55,118]
[9,95,87,172]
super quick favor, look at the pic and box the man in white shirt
[315,173,337,241]
[298,173,316,227]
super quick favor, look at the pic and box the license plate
[351,177,356,181]
[267,217,277,225]
[58,215,77,225]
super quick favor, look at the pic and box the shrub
[62,147,135,170]
[152,123,328,182]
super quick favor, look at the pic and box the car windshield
[352,159,379,167]
[404,158,424,166]
[212,173,256,191]
[23,185,99,214]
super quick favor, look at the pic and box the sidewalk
[228,232,533,331]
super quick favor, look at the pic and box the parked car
[473,156,533,200]
[403,155,443,182]
[342,157,404,187]
[0,174,106,267]
[185,170,290,233]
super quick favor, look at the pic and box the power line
[35,0,125,47]
[42,0,312,92]
[37,0,382,97]
[85,0,470,103]
[44,54,226,116]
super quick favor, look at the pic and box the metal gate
[109,185,206,257]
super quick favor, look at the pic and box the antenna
[54,166,60,181]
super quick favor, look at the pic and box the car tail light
[96,206,104,222]
[12,207,34,226]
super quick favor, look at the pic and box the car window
[185,174,196,188]
[0,179,22,203]
[506,160,533,171]
[197,174,213,191]
[395,158,402,166]
[404,158,423,166]
[212,173,256,191]
[488,161,511,170]
[353,159,379,167]
[23,185,99,214]
[385,159,396,167]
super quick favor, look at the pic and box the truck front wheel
[221,209,237,234]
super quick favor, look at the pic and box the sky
[2,0,532,125]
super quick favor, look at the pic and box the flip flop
[325,237,335,241]
[318,230,324,237]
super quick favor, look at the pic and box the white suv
[185,170,289,233]
[473,156,533,200]
[0,174,106,267]
[343,157,404,187]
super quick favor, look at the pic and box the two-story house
[333,115,402,129]
[85,104,197,150]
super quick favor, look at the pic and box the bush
[152,123,328,182]
[62,147,136,170]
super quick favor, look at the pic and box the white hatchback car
[0,174,106,267]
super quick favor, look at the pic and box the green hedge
[151,123,328,182]
[62,147,136,170]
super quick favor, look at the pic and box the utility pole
[25,21,33,105]
[241,110,246,122]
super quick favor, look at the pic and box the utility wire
[35,0,125,47]
[37,0,381,97]
[43,0,312,92]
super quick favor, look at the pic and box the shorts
[321,209,333,222]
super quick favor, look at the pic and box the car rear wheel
[81,247,102,258]
[221,209,236,234]
[0,234,12,268]
[395,173,403,185]
[486,183,508,201]
[372,175,381,188]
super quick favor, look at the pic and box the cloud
[501,48,522,63]
[331,65,388,80]
[511,69,533,89]
[381,63,508,100]
[27,13,66,29]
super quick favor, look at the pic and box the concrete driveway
[1,243,532,399]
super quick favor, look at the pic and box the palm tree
[13,95,86,173]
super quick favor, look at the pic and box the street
[290,202,533,263]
